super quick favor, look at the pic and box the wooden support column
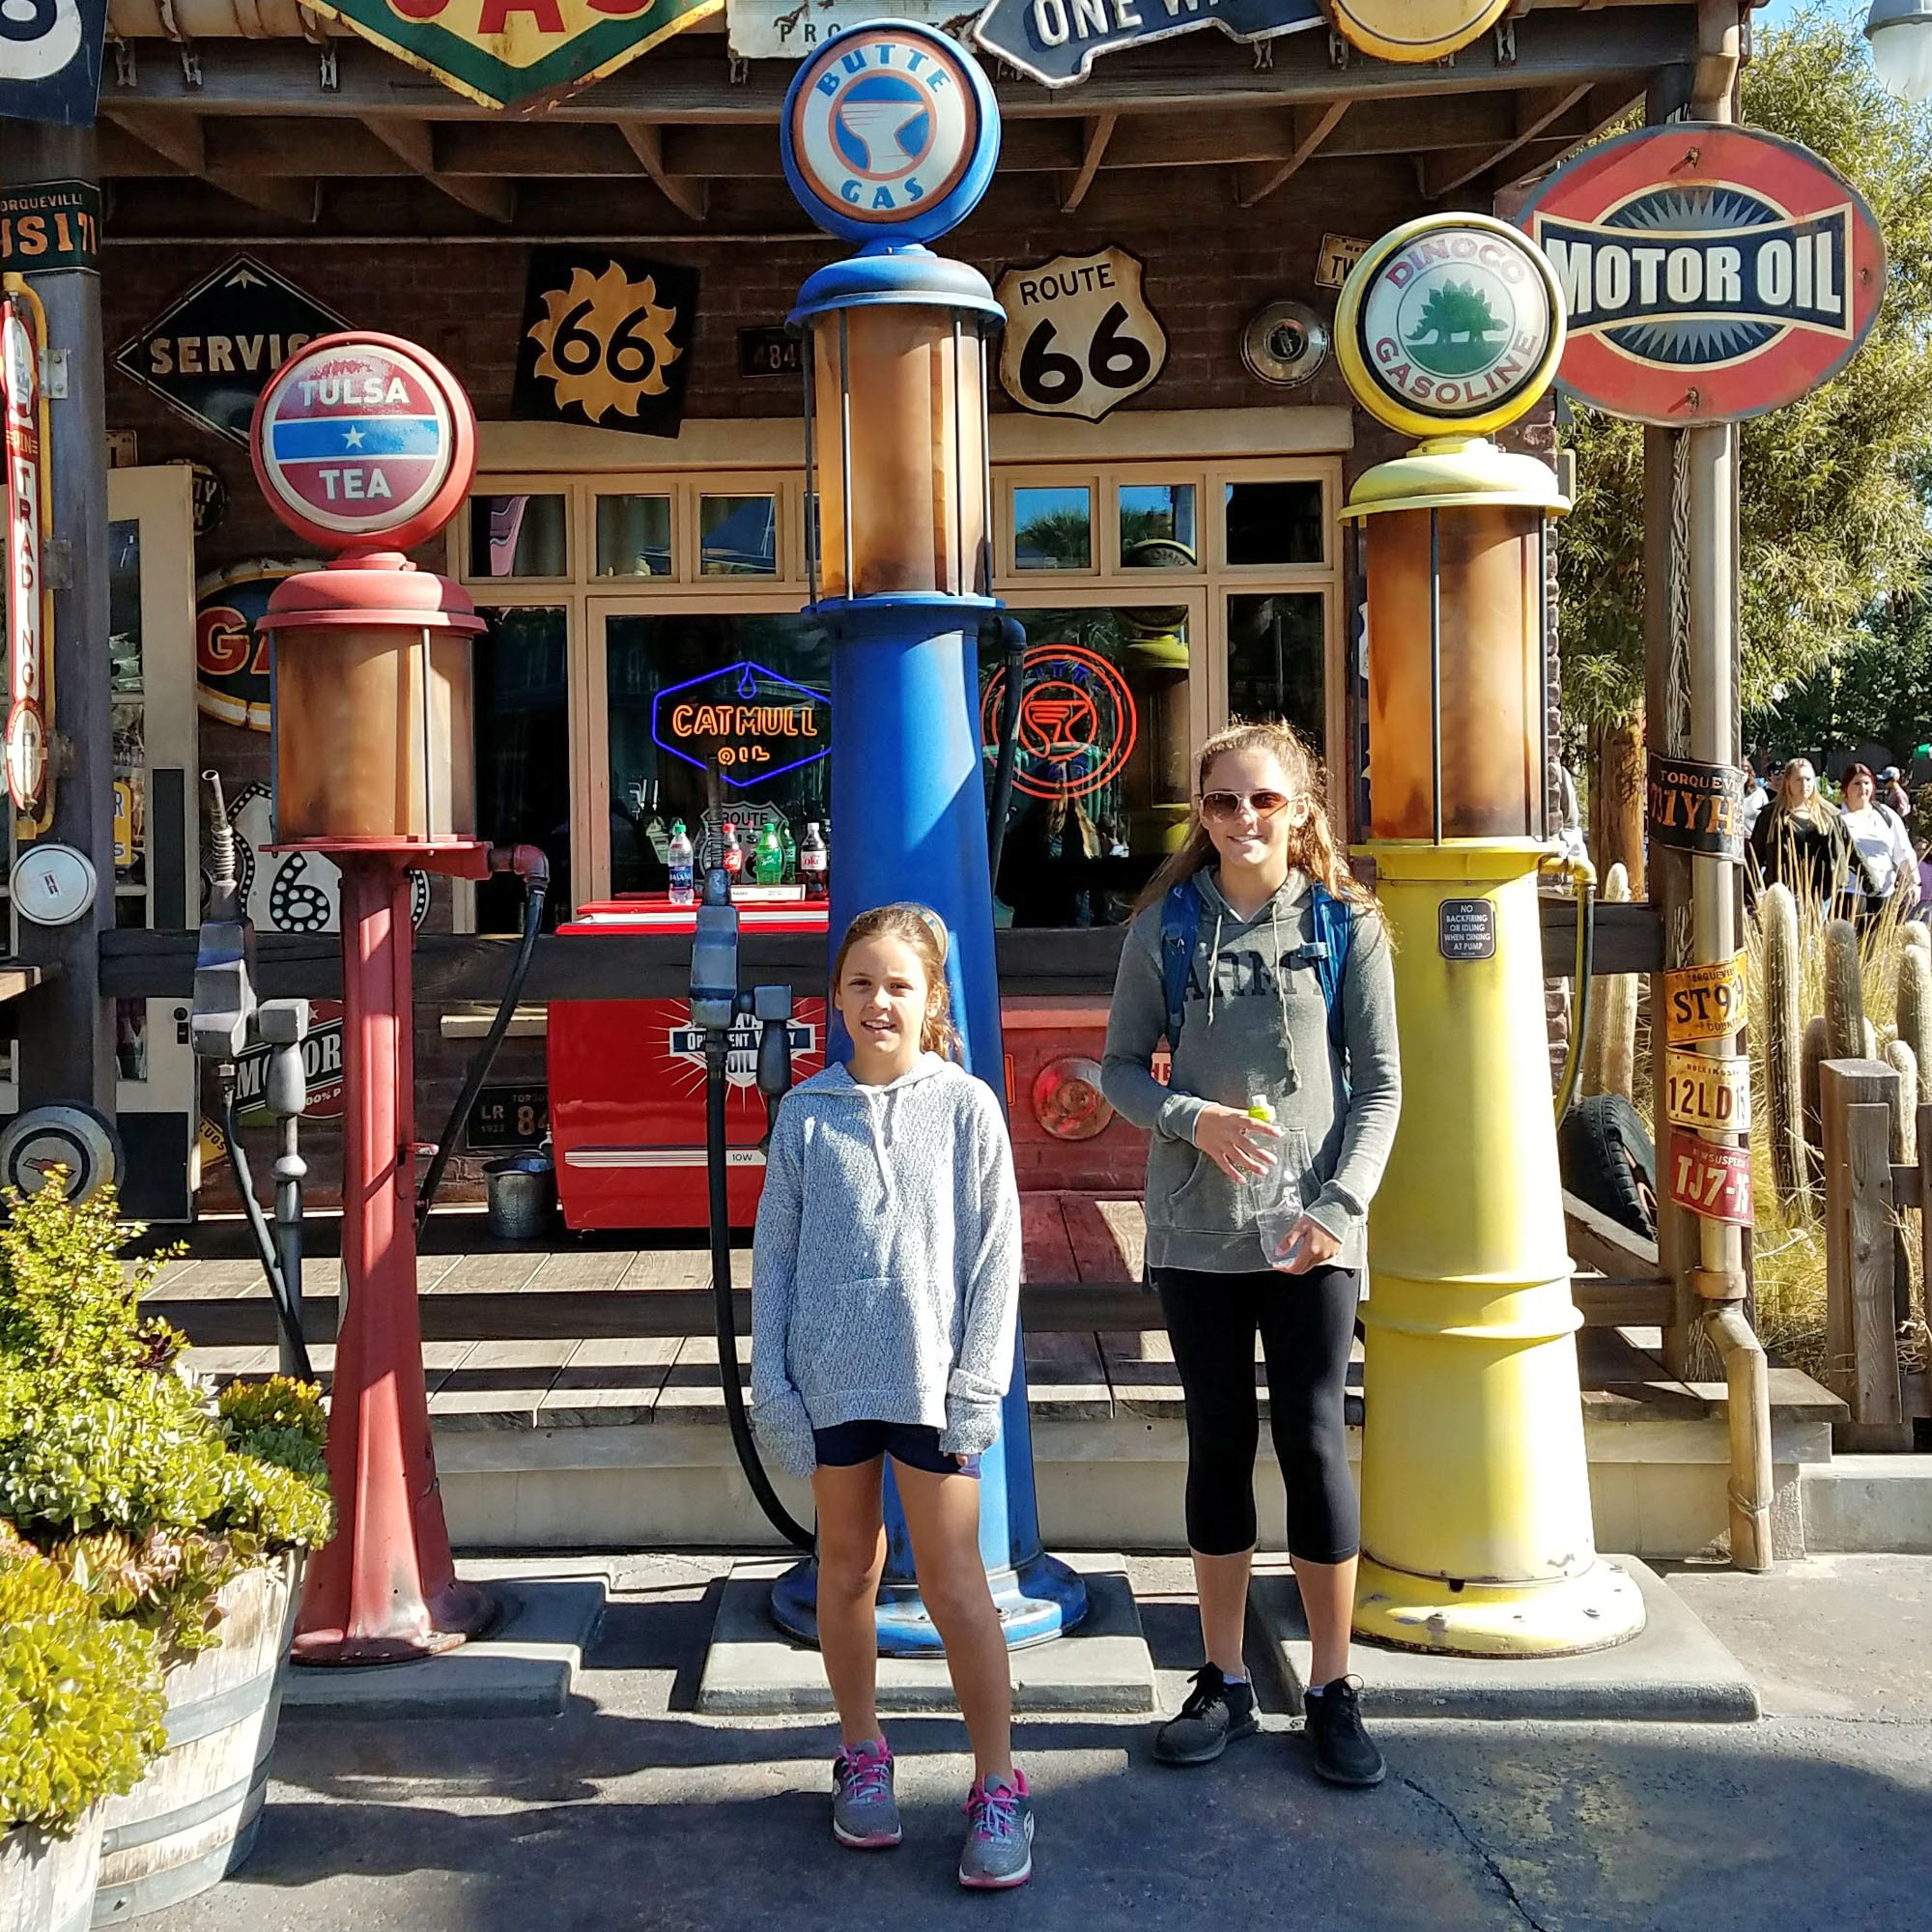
[5,126,114,1118]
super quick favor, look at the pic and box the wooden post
[5,127,113,1117]
[1820,1059,1906,1445]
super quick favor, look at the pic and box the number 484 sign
[995,247,1167,422]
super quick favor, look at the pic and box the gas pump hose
[707,1041,815,1552]
[985,614,1028,887]
[416,845,550,1233]
[1547,853,1598,1123]
[220,1081,314,1381]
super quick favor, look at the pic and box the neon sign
[652,659,832,789]
[980,643,1137,802]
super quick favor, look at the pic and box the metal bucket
[92,1553,300,1925]
[485,1154,555,1240]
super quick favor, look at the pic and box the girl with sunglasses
[1101,720,1402,1787]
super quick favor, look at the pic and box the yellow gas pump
[1335,215,1646,1655]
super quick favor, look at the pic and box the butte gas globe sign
[250,333,477,553]
[1517,127,1886,426]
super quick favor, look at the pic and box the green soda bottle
[753,820,786,886]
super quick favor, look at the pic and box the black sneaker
[1152,1664,1260,1767]
[1303,1677,1385,1787]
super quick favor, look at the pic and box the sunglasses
[1200,789,1292,822]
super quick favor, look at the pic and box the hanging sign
[2,281,52,819]
[1516,127,1887,426]
[1334,213,1566,440]
[1666,1130,1753,1228]
[996,248,1166,422]
[781,21,1000,245]
[980,643,1137,803]
[0,182,101,272]
[234,1003,347,1125]
[1328,0,1509,62]
[653,661,832,788]
[251,332,476,554]
[1647,753,1745,861]
[513,249,697,437]
[0,0,107,128]
[171,458,229,536]
[974,0,1320,90]
[728,0,958,60]
[114,256,349,447]
[195,561,305,733]
[294,0,720,110]
[1664,1050,1752,1134]
[1662,953,1747,1045]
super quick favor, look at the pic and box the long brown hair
[832,903,965,1062]
[1133,719,1377,917]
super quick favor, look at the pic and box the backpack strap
[1158,878,1202,1047]
[1308,883,1355,1061]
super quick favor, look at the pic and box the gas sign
[2,281,51,818]
[1328,0,1509,62]
[251,333,476,554]
[195,561,304,732]
[1517,127,1887,425]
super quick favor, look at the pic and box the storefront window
[469,494,568,579]
[605,611,832,896]
[981,606,1191,927]
[1227,592,1324,753]
[1121,484,1197,568]
[1225,480,1324,567]
[698,496,779,577]
[596,495,672,578]
[1013,487,1092,571]
[473,607,571,930]
[108,518,147,907]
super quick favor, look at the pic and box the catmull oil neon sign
[652,659,832,788]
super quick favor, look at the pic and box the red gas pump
[248,333,497,1662]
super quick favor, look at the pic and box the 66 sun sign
[996,248,1166,422]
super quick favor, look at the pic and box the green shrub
[0,1540,166,1834]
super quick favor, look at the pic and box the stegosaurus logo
[1404,279,1509,376]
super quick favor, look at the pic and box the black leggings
[1154,1264,1360,1564]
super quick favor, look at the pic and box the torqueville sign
[1516,126,1887,426]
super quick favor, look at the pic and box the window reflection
[469,495,568,579]
[472,607,571,930]
[1224,480,1324,567]
[596,496,672,578]
[1121,484,1197,569]
[699,497,779,577]
[1227,593,1324,753]
[1013,487,1092,571]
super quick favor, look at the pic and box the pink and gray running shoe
[958,1769,1034,1889]
[830,1739,901,1850]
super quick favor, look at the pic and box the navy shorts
[812,1420,981,1478]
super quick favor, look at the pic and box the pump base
[768,1551,1089,1657]
[1351,1553,1647,1659]
[290,1578,499,1667]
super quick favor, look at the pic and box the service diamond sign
[299,0,723,110]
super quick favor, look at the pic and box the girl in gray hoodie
[751,903,1034,1889]
[1102,720,1401,1789]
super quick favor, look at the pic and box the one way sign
[974,0,1322,89]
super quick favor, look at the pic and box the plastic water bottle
[754,821,786,886]
[668,820,695,906]
[800,821,828,900]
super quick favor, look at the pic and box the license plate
[1666,1130,1753,1226]
[468,1085,549,1150]
[1662,954,1746,1044]
[1664,1050,1752,1132]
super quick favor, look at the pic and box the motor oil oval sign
[1517,126,1886,425]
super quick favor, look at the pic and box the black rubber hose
[986,613,1027,887]
[417,874,547,1233]
[222,1083,314,1381]
[708,1043,814,1552]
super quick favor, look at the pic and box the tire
[1558,1093,1658,1240]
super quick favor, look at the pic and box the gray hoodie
[1101,867,1401,1273]
[750,1054,1021,1478]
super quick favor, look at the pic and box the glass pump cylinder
[805,305,991,603]
[1361,501,1548,843]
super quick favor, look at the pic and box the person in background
[1840,763,1918,923]
[1883,766,1913,818]
[1749,757,1859,910]
[1740,764,1769,838]
[1916,837,1932,923]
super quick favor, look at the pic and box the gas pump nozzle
[690,867,740,1039]
[752,985,793,1148]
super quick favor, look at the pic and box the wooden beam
[1422,81,1590,197]
[361,117,515,222]
[104,105,318,222]
[1059,112,1116,213]
[615,120,706,222]
[1234,99,1349,210]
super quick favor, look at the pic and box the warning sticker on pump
[1662,953,1746,1043]
[1438,898,1496,961]
[1666,1130,1753,1227]
[1664,1049,1752,1134]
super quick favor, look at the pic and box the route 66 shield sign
[995,247,1167,423]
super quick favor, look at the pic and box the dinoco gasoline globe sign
[250,332,476,553]
[1516,126,1887,426]
[1335,213,1566,440]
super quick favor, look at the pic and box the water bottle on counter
[668,821,695,906]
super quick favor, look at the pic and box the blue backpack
[1158,876,1354,1067]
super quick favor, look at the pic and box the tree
[1558,6,1932,746]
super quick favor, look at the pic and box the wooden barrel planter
[92,1552,301,1925]
[2,1811,103,1932]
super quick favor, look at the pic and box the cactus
[1824,916,1867,1059]
[1899,941,1932,1083]
[1758,883,1807,1206]
[1803,1013,1830,1159]
[1580,863,1637,1101]
[1886,1037,1918,1163]
[1905,921,1931,954]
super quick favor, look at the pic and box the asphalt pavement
[148,1553,1932,1932]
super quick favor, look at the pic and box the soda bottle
[754,821,785,886]
[667,820,695,906]
[800,821,828,900]
[721,822,745,885]
[781,823,798,882]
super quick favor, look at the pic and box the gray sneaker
[958,1770,1034,1889]
[831,1740,901,1849]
